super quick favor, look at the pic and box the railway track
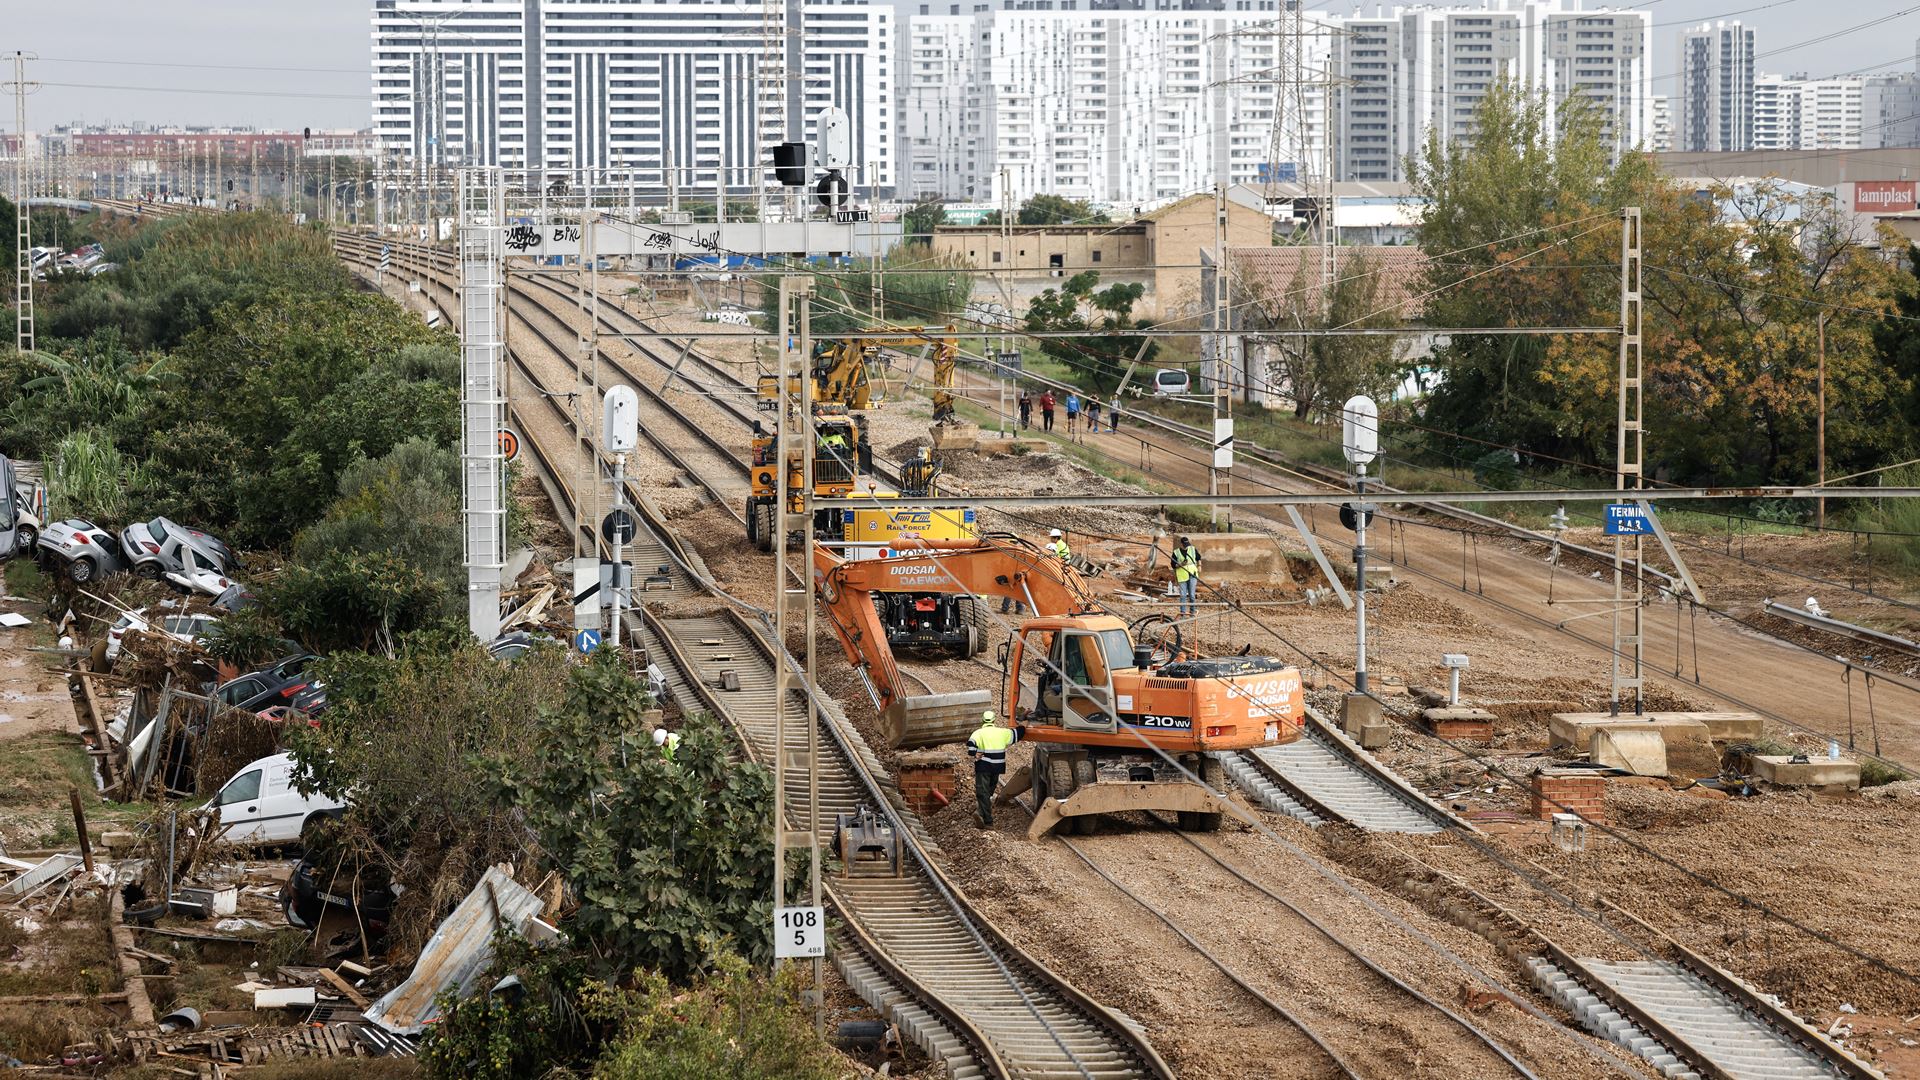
[332,231,1173,1080]
[333,233,1891,1080]
[1056,823,1542,1079]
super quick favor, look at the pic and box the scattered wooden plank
[316,968,370,1009]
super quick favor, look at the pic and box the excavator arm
[811,537,1096,744]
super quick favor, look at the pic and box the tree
[1017,194,1109,226]
[1023,271,1156,392]
[495,650,778,980]
[290,639,575,957]
[1409,80,1651,461]
[1237,248,1405,419]
[902,196,947,245]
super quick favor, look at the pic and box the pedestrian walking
[1087,397,1102,431]
[1040,390,1057,432]
[967,711,1018,827]
[1109,392,1122,432]
[1018,389,1033,429]
[1171,536,1202,618]
[1065,393,1081,435]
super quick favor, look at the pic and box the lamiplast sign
[1853,180,1918,214]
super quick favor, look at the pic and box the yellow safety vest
[1172,545,1200,583]
[1047,540,1071,563]
[968,724,1016,769]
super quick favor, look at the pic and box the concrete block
[1549,713,1720,778]
[1592,728,1668,777]
[1422,706,1494,743]
[1660,711,1764,743]
[1751,754,1861,792]
[1341,693,1388,749]
[930,420,980,453]
[1184,534,1295,587]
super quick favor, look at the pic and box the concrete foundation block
[1550,713,1720,778]
[1592,728,1668,777]
[1752,754,1861,792]
[1189,534,1297,588]
[1340,693,1389,748]
[1422,706,1494,744]
[930,421,980,453]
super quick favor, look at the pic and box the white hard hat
[981,710,996,723]
[1049,529,1062,538]
[652,728,669,746]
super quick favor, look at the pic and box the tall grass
[1850,465,1920,575]
[47,427,145,525]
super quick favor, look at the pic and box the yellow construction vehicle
[747,375,871,550]
[812,536,1303,838]
[838,449,983,656]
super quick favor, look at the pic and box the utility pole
[7,51,39,356]
[771,274,824,1032]
[1817,314,1828,530]
[1610,207,1645,716]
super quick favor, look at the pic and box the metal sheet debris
[364,865,545,1035]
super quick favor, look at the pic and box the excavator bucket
[882,689,994,749]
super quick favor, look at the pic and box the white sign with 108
[775,905,826,958]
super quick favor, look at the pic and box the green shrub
[1861,757,1911,787]
[47,427,145,524]
[591,954,843,1080]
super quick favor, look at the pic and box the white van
[211,753,346,846]
[1151,368,1191,396]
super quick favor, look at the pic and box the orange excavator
[812,536,1305,837]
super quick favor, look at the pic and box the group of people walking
[1016,387,1123,436]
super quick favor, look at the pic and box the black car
[213,653,327,716]
[282,855,395,937]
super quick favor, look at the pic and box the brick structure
[1530,768,1607,824]
[896,753,958,817]
[1423,707,1494,744]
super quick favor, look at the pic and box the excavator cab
[1050,627,1124,735]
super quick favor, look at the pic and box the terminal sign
[1603,503,1652,536]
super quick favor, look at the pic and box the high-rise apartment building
[1649,93,1672,151]
[1863,71,1920,149]
[1796,77,1864,149]
[1677,20,1755,152]
[1751,73,1801,150]
[370,0,893,186]
[903,0,1297,205]
[1327,2,1649,182]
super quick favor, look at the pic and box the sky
[1,0,1914,132]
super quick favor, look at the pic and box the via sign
[1604,503,1652,536]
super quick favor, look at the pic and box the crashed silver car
[36,519,128,584]
[119,517,239,581]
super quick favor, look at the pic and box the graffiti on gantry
[548,224,582,244]
[504,225,541,252]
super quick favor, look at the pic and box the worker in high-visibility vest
[966,711,1019,827]
[1171,535,1201,617]
[652,727,682,760]
[1045,528,1071,566]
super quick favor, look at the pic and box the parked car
[120,517,239,581]
[1151,367,1191,396]
[0,455,36,557]
[105,608,220,662]
[210,752,345,847]
[213,653,327,716]
[485,631,560,661]
[36,519,128,583]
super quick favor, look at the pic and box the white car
[211,753,346,846]
[1151,368,1191,396]
[105,608,220,662]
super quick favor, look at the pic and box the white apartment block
[1796,77,1863,149]
[1752,73,1865,150]
[1328,1,1652,182]
[371,0,893,186]
[1677,20,1755,152]
[1863,72,1920,149]
[904,0,1299,206]
[1751,73,1799,150]
[1649,93,1671,152]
